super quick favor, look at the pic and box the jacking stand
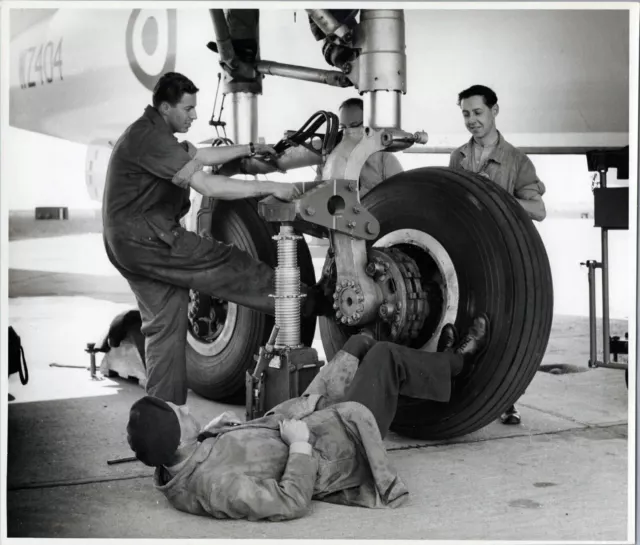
[245,223,325,421]
[581,147,629,374]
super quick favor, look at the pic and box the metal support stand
[85,343,104,381]
[245,224,324,420]
[581,149,630,372]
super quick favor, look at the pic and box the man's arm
[514,155,547,222]
[194,143,275,167]
[186,170,298,201]
[448,149,463,169]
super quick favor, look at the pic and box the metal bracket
[258,179,380,240]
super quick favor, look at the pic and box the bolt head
[305,206,316,216]
[353,205,362,214]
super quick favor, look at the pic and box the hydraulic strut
[273,224,304,349]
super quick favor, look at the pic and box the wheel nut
[341,316,348,324]
[336,311,343,319]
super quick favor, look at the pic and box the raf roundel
[126,9,177,91]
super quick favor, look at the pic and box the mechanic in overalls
[102,72,326,406]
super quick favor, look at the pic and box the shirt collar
[143,105,173,135]
[460,131,507,165]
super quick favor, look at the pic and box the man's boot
[453,314,490,380]
[437,324,458,352]
[501,404,522,425]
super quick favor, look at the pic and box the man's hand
[271,183,302,202]
[279,419,310,446]
[252,143,277,157]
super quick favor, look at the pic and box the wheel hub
[365,247,429,343]
[188,290,228,343]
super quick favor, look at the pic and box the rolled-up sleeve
[514,155,546,200]
[449,149,463,169]
[137,132,202,187]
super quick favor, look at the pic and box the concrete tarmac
[5,229,632,541]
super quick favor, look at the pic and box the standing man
[316,98,404,196]
[103,72,321,406]
[449,84,547,424]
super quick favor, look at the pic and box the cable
[273,110,340,158]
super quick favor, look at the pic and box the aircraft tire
[185,198,317,403]
[319,166,554,439]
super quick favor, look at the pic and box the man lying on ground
[126,315,489,521]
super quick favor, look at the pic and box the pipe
[357,10,406,129]
[228,92,258,145]
[210,10,236,68]
[306,9,350,39]
[210,9,256,83]
[364,91,401,129]
[256,60,351,88]
[600,169,611,366]
[586,261,598,367]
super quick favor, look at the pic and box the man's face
[168,403,201,445]
[339,105,364,132]
[160,93,198,133]
[460,95,498,139]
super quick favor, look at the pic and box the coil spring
[273,226,303,348]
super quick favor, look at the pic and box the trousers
[342,339,463,438]
[104,217,283,405]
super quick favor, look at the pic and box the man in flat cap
[127,315,488,521]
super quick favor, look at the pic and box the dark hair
[152,72,199,108]
[457,85,498,108]
[339,97,363,111]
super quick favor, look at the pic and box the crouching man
[126,315,489,521]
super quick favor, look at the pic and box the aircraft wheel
[319,167,554,439]
[185,198,317,403]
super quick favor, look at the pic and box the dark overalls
[102,106,276,405]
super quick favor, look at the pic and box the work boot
[437,324,458,353]
[500,404,522,425]
[454,313,490,380]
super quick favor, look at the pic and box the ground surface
[4,217,632,541]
